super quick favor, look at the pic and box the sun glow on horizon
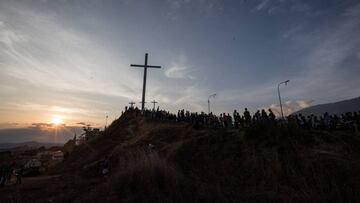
[51,116,64,126]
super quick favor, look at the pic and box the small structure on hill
[52,151,64,161]
[23,158,42,176]
[24,159,41,168]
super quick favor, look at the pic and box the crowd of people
[124,105,360,132]
[290,111,360,131]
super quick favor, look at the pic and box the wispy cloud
[287,3,360,101]
[166,0,224,20]
[282,25,303,39]
[252,0,312,15]
[0,2,145,126]
[254,0,271,11]
[165,54,196,79]
[0,4,140,99]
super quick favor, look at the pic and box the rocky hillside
[1,111,360,203]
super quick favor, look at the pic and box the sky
[0,0,360,143]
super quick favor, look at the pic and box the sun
[51,117,64,126]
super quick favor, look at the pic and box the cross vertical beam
[141,53,148,111]
[130,53,161,111]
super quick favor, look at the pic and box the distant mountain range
[0,141,60,151]
[293,97,360,116]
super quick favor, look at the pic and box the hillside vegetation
[1,111,360,203]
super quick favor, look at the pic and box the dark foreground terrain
[1,111,360,203]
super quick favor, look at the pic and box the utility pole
[208,93,216,114]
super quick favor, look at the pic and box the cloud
[165,54,196,79]
[0,3,141,99]
[295,4,360,97]
[30,122,56,129]
[165,64,195,79]
[263,99,315,117]
[282,25,303,39]
[254,0,271,11]
[76,122,86,126]
[0,2,146,126]
[345,3,360,17]
[274,2,360,105]
[0,126,82,143]
[0,123,21,129]
[252,0,312,15]
[166,0,224,20]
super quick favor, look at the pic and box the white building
[52,150,64,161]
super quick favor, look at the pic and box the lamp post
[278,80,290,120]
[104,115,108,132]
[208,93,216,114]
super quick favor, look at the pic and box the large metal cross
[131,53,161,111]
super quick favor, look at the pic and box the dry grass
[109,149,196,203]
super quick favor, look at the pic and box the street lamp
[104,115,108,131]
[278,80,290,120]
[208,93,216,114]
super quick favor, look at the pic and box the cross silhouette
[151,100,158,110]
[139,101,147,109]
[130,53,161,111]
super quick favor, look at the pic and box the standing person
[261,109,268,121]
[244,108,251,127]
[101,156,111,176]
[148,143,155,153]
[15,167,23,185]
[227,113,233,128]
[5,164,13,185]
[233,110,239,129]
[268,109,276,121]
[0,164,5,187]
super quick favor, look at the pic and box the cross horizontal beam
[130,64,161,68]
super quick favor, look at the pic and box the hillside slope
[1,111,360,203]
[294,97,360,116]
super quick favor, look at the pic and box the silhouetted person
[0,165,4,187]
[148,143,155,153]
[101,156,111,176]
[268,109,275,121]
[5,164,12,185]
[253,110,260,121]
[15,167,23,185]
[244,108,251,126]
[233,110,240,129]
[261,109,268,120]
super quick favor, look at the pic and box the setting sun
[51,117,64,126]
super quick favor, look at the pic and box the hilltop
[1,111,360,202]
